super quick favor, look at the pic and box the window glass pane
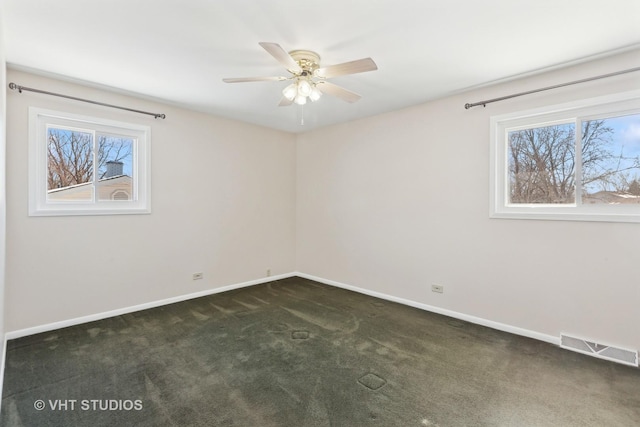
[97,135,134,201]
[508,123,576,204]
[581,114,640,204]
[46,127,94,201]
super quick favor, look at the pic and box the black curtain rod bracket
[8,82,166,119]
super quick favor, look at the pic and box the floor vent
[560,334,638,367]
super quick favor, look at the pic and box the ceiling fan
[223,42,378,106]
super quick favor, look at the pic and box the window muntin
[491,91,640,222]
[30,108,150,216]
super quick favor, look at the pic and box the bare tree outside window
[97,136,133,179]
[47,128,93,191]
[508,113,640,205]
[47,128,133,191]
[581,115,640,204]
[508,123,576,204]
[46,128,134,202]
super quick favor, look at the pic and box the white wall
[0,2,7,370]
[5,69,296,332]
[296,48,640,351]
[5,49,640,354]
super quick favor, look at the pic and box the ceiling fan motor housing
[289,50,321,75]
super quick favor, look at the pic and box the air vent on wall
[560,334,638,367]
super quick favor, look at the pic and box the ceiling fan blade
[314,58,377,78]
[223,76,288,83]
[316,81,361,103]
[278,97,293,107]
[259,42,302,74]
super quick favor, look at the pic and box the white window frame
[29,107,151,216]
[490,90,640,223]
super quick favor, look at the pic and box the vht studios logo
[34,399,143,411]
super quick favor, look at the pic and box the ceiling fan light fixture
[309,86,322,102]
[282,83,297,101]
[294,94,307,105]
[297,79,312,96]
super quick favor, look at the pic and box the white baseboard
[5,271,559,348]
[5,272,297,340]
[295,272,560,346]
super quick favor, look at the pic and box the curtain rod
[8,82,166,119]
[464,66,640,110]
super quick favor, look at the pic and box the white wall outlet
[266,269,271,277]
[431,284,444,293]
[192,272,203,280]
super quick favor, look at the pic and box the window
[29,108,151,216]
[490,90,640,222]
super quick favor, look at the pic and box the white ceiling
[4,0,640,133]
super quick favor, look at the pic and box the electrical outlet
[431,284,444,293]
[192,272,203,280]
[266,269,271,277]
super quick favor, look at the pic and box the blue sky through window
[582,113,640,194]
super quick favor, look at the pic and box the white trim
[296,272,560,345]
[5,272,296,340]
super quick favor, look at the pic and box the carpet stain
[303,379,331,427]
[236,352,250,362]
[233,299,259,310]
[3,399,25,427]
[356,340,373,352]
[71,344,91,357]
[277,383,302,404]
[87,328,102,338]
[342,313,361,334]
[266,322,289,333]
[168,315,183,325]
[281,307,341,332]
[190,310,210,321]
[370,337,421,359]
[250,296,271,305]
[280,306,361,336]
[131,336,150,347]
[228,389,275,426]
[291,330,309,340]
[209,303,235,315]
[446,319,465,328]
[144,373,178,426]
[240,322,260,332]
[376,347,390,356]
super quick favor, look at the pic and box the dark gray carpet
[2,276,639,426]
